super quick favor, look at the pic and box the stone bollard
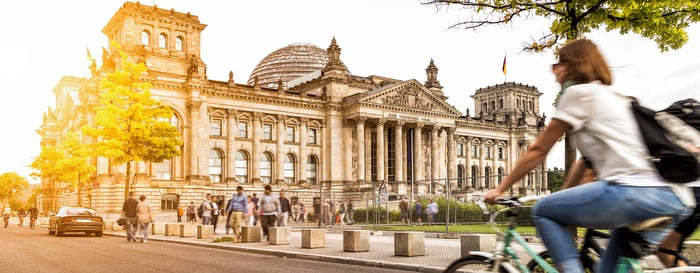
[343,230,370,252]
[151,222,165,235]
[197,224,214,239]
[180,223,197,237]
[461,234,497,256]
[394,231,425,257]
[301,229,326,249]
[165,224,180,236]
[241,226,261,242]
[268,227,291,245]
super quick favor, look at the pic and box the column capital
[415,122,424,129]
[278,114,287,124]
[227,109,238,117]
[376,118,387,126]
[396,120,405,127]
[253,112,264,121]
[355,116,367,124]
[300,117,309,125]
[187,100,202,111]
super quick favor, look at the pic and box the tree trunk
[564,134,576,179]
[77,174,82,207]
[124,161,132,200]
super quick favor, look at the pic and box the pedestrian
[399,198,409,224]
[251,193,259,226]
[187,201,196,223]
[200,194,213,225]
[245,195,255,226]
[313,198,322,226]
[176,206,183,222]
[338,202,346,225]
[298,203,306,223]
[277,191,291,227]
[414,200,423,226]
[121,191,139,242]
[224,197,234,234]
[346,200,354,225]
[136,195,153,243]
[258,185,280,241]
[322,199,331,227]
[328,199,335,226]
[211,197,220,234]
[226,186,247,241]
[291,203,300,223]
[426,198,438,226]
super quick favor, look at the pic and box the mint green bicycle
[444,196,700,273]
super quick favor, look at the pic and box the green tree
[82,43,182,200]
[0,172,29,208]
[546,167,566,192]
[423,0,700,175]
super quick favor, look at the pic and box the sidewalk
[103,223,546,273]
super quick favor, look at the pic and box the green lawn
[367,223,700,240]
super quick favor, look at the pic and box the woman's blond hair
[558,39,612,85]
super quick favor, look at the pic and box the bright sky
[1,1,698,183]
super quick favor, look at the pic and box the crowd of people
[2,205,39,229]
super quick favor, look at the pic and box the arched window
[499,99,504,109]
[498,168,504,184]
[235,151,248,183]
[161,194,179,211]
[159,33,167,48]
[307,155,318,185]
[284,154,296,184]
[141,30,150,46]
[485,167,492,189]
[260,152,273,184]
[483,102,488,112]
[209,149,223,182]
[490,101,496,112]
[175,36,184,51]
[471,166,478,189]
[457,165,464,189]
[529,100,534,111]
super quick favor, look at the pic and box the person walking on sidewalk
[277,191,291,227]
[136,195,153,243]
[251,193,259,226]
[187,201,196,223]
[121,191,139,242]
[338,202,346,225]
[298,203,306,223]
[211,197,220,234]
[258,185,280,241]
[226,186,247,240]
[346,200,354,225]
[426,199,438,226]
[176,206,183,222]
[414,200,423,226]
[245,195,255,226]
[200,194,213,225]
[399,198,409,224]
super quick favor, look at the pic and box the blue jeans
[533,181,691,273]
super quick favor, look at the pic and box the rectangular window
[485,146,492,159]
[211,119,222,136]
[498,147,504,160]
[308,128,317,144]
[237,121,248,138]
[286,126,295,142]
[471,144,478,157]
[152,159,171,180]
[263,124,273,140]
[456,143,464,156]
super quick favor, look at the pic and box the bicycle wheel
[445,255,508,273]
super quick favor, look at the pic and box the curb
[103,232,445,273]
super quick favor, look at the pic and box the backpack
[197,203,204,219]
[630,98,700,183]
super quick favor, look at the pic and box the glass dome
[247,43,329,88]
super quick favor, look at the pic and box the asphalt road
[0,223,409,273]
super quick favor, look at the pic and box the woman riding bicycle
[483,38,694,273]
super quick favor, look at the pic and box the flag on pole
[501,54,507,76]
[86,47,93,61]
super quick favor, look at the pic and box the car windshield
[58,208,98,216]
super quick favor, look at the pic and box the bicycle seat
[627,216,673,232]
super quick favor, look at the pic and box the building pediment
[354,80,460,116]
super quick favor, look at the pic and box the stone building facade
[37,2,548,216]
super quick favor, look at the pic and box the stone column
[276,115,286,184]
[376,119,386,182]
[299,118,308,184]
[187,100,202,180]
[447,127,456,189]
[414,123,423,183]
[431,126,439,187]
[394,121,404,182]
[364,121,372,183]
[226,109,237,182]
[479,138,486,189]
[252,112,263,183]
[356,117,366,183]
